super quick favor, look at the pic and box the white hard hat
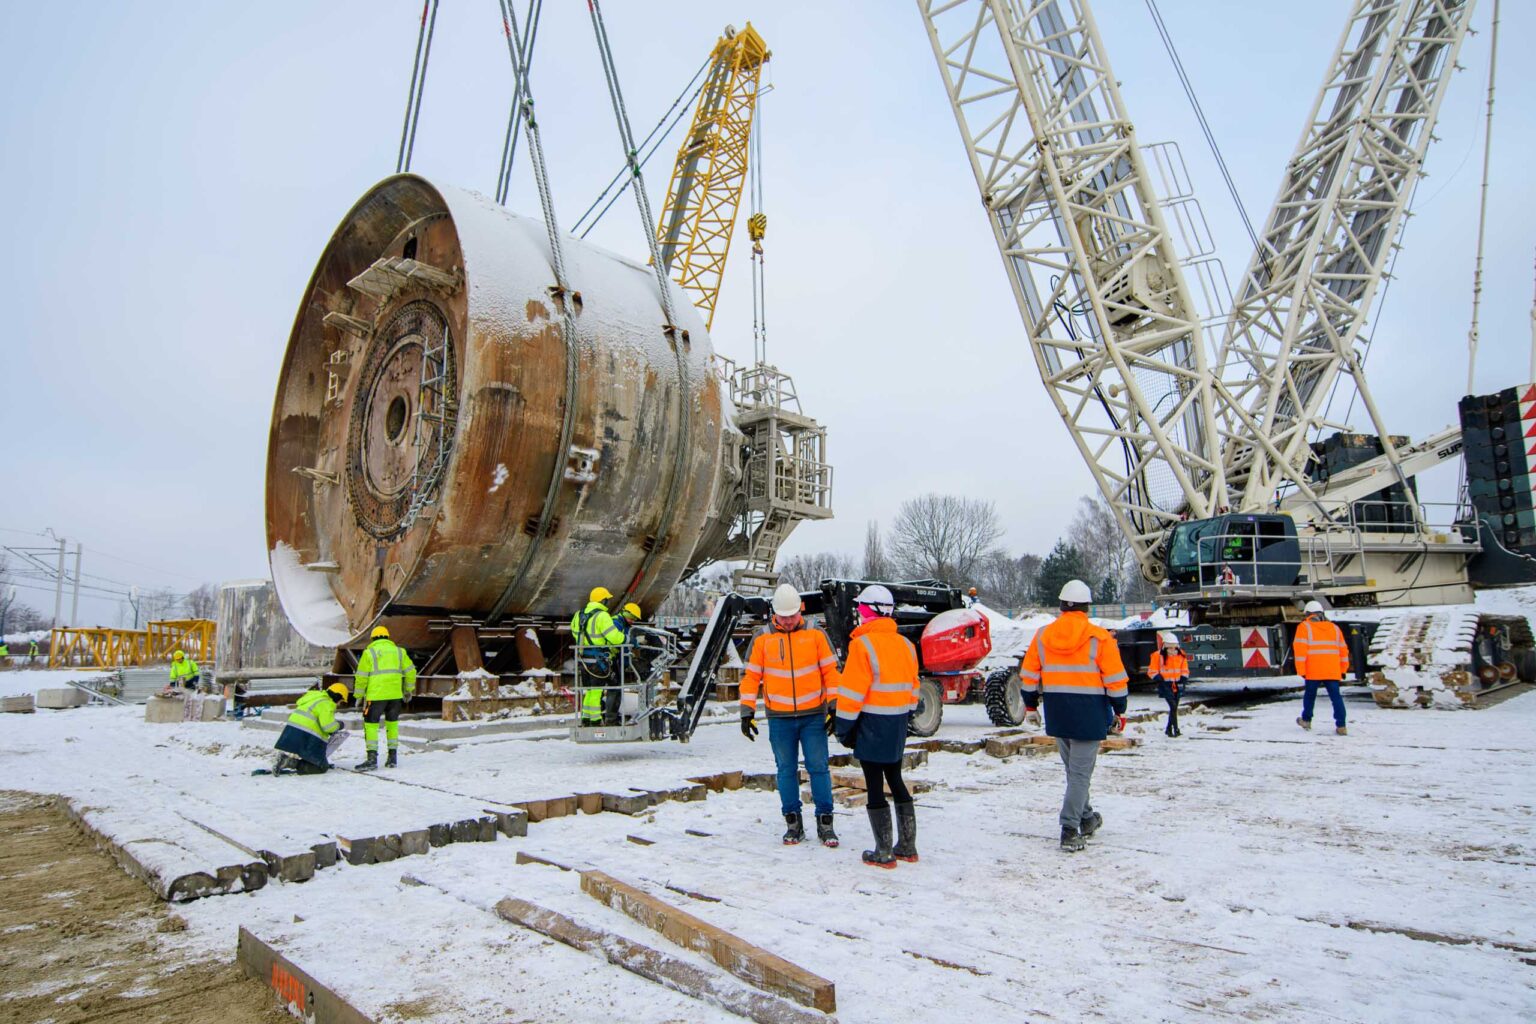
[854,584,895,609]
[1303,600,1325,614]
[1058,579,1092,604]
[772,583,802,617]
[1160,631,1180,647]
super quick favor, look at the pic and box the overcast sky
[4,0,1533,626]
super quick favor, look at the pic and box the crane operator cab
[1165,513,1302,593]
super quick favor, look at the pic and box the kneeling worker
[274,681,351,775]
[740,584,842,847]
[354,625,417,770]
[169,649,200,691]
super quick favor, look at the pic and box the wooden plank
[579,869,835,1014]
[495,897,827,1024]
[237,927,376,1024]
[515,851,574,871]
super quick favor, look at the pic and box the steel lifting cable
[396,0,440,174]
[571,55,713,238]
[1143,0,1260,255]
[485,0,583,625]
[748,98,768,366]
[586,0,693,605]
[494,0,543,205]
[1465,0,1500,393]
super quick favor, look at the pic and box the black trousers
[364,698,404,722]
[1164,697,1179,733]
[860,760,912,810]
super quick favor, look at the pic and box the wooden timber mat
[0,791,289,1024]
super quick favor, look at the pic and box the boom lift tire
[906,678,944,737]
[983,667,1025,726]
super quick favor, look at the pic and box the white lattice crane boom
[917,0,1227,583]
[1217,0,1478,516]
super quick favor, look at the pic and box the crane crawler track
[1368,610,1534,708]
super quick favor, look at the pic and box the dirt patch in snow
[0,791,287,1024]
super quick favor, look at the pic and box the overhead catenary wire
[396,0,440,174]
[1143,0,1261,255]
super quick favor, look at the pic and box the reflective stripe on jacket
[1293,618,1349,681]
[286,688,340,741]
[1148,650,1189,682]
[1020,611,1129,741]
[740,624,840,717]
[355,638,417,701]
[570,601,625,648]
[169,659,199,684]
[835,617,920,764]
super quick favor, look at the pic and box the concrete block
[145,695,185,723]
[427,823,452,847]
[602,792,652,815]
[36,688,89,709]
[487,809,529,836]
[2,695,35,713]
[399,829,430,857]
[311,842,339,868]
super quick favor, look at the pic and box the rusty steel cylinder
[267,175,727,648]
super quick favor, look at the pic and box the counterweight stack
[267,176,736,649]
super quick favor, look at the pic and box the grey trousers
[1055,737,1100,830]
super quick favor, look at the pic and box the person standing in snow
[1020,579,1130,852]
[740,584,842,847]
[353,625,417,770]
[1294,600,1349,736]
[1148,633,1188,737]
[834,585,922,868]
[0,641,9,668]
[28,640,39,665]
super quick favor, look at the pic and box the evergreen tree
[1034,539,1088,604]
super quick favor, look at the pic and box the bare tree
[888,494,1003,584]
[776,552,858,590]
[185,583,218,620]
[862,521,888,580]
[1067,494,1149,602]
[136,587,181,625]
[977,550,1042,612]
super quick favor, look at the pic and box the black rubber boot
[815,813,839,847]
[385,749,398,768]
[273,754,296,776]
[1060,826,1086,852]
[354,752,378,772]
[893,802,918,862]
[782,811,804,845]
[1079,811,1103,838]
[862,806,896,868]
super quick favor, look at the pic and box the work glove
[1110,714,1126,735]
[825,705,837,736]
[1025,708,1041,727]
[404,693,414,707]
[740,713,758,741]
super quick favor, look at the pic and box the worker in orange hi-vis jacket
[739,584,843,848]
[834,584,922,868]
[1294,600,1350,735]
[1020,579,1130,853]
[1148,633,1189,738]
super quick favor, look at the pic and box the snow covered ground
[3,673,1534,1022]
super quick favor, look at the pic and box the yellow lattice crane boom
[655,23,769,331]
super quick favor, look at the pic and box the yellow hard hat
[621,602,642,620]
[172,649,185,661]
[370,625,391,639]
[589,586,613,603]
[326,682,350,702]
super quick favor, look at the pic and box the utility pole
[52,537,66,628]
[70,543,82,625]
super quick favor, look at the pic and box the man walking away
[1149,633,1188,737]
[835,585,922,868]
[1020,580,1129,852]
[169,650,200,691]
[353,626,417,770]
[273,682,351,775]
[1294,600,1349,735]
[28,640,39,665]
[740,584,842,846]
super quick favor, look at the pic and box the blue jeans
[768,714,832,817]
[1302,679,1346,728]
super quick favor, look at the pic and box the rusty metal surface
[267,176,730,648]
